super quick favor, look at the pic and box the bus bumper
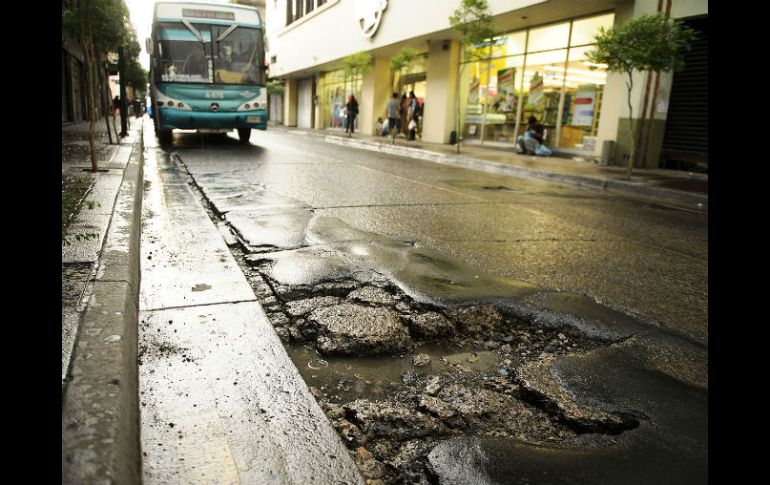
[158,108,268,131]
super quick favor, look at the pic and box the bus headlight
[153,91,192,111]
[237,89,267,111]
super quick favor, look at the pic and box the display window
[458,12,614,151]
[557,45,608,149]
[520,49,568,145]
[318,68,362,130]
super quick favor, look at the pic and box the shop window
[460,54,525,143]
[502,32,527,56]
[528,22,570,52]
[456,13,613,150]
[556,46,608,149]
[319,69,362,130]
[521,49,568,145]
[570,13,614,46]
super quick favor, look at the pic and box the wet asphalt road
[141,127,707,483]
[169,129,707,346]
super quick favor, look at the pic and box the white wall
[266,0,546,78]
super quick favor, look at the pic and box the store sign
[572,84,596,126]
[355,0,388,38]
[528,72,544,106]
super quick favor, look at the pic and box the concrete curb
[62,128,144,484]
[320,134,707,209]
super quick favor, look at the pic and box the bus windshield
[155,22,264,85]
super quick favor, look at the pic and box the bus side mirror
[145,38,153,55]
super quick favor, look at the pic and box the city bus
[146,1,268,144]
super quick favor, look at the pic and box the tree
[587,14,696,178]
[342,52,373,99]
[123,29,148,100]
[63,0,141,170]
[389,47,419,93]
[266,80,286,96]
[449,0,496,153]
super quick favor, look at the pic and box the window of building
[458,12,613,152]
[286,0,333,27]
[295,0,304,20]
[528,22,570,52]
[570,13,614,46]
[318,68,363,130]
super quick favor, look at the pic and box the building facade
[266,0,707,170]
[62,29,88,123]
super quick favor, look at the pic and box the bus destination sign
[182,9,235,21]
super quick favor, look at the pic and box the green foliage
[449,0,496,61]
[62,174,100,245]
[587,14,697,76]
[342,52,373,78]
[62,0,130,55]
[266,80,286,95]
[389,47,419,73]
[449,0,496,153]
[62,0,144,94]
[123,28,148,97]
[587,14,696,177]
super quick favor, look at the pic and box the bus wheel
[158,129,172,145]
[237,128,251,143]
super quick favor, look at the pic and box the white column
[423,40,460,144]
[283,78,298,127]
[359,56,391,136]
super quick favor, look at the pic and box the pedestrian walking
[345,95,359,136]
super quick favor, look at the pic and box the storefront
[267,0,707,168]
[318,68,361,130]
[459,12,613,153]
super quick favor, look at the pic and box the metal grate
[661,16,708,172]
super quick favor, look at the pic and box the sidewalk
[275,126,708,211]
[62,115,145,483]
[61,118,365,484]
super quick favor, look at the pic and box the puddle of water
[288,343,501,403]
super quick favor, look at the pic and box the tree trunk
[455,61,464,154]
[81,14,98,172]
[479,47,492,145]
[625,73,636,180]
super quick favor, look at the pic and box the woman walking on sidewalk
[345,95,359,137]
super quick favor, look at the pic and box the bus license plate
[247,116,262,123]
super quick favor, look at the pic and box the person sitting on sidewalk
[517,116,551,156]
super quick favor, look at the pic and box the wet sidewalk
[62,116,145,483]
[273,126,708,211]
[62,117,365,484]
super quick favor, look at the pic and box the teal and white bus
[147,1,268,144]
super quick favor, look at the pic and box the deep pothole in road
[178,160,640,484]
[236,251,635,484]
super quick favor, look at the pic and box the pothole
[174,154,703,485]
